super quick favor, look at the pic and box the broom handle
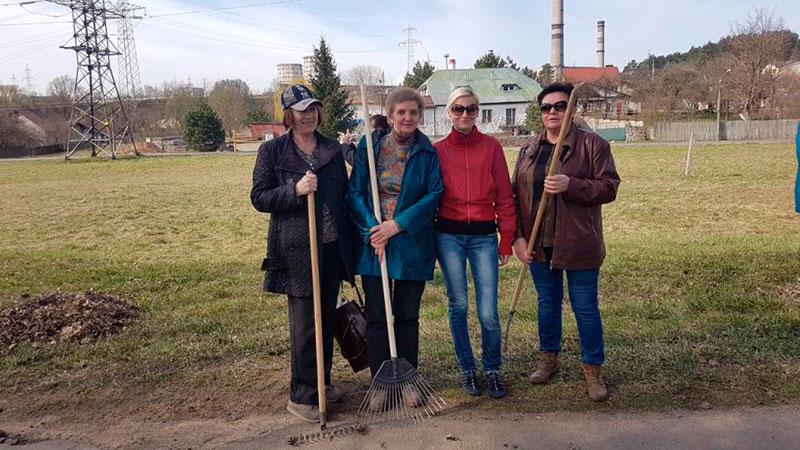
[307,191,327,428]
[360,86,398,359]
[508,90,579,315]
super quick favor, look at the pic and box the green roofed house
[418,67,542,138]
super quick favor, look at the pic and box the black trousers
[287,241,341,405]
[361,275,426,377]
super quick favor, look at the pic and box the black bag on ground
[335,286,369,373]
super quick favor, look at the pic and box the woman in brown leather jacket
[511,82,620,402]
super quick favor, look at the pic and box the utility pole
[399,23,422,74]
[116,0,144,134]
[23,64,35,95]
[47,0,137,159]
[716,68,731,141]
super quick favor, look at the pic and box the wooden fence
[653,119,799,142]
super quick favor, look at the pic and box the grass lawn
[0,143,798,419]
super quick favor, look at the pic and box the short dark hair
[282,103,323,129]
[369,114,389,131]
[537,82,574,104]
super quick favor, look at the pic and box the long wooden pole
[684,133,694,176]
[307,191,326,429]
[502,89,579,353]
[360,85,397,359]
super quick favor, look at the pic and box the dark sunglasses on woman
[451,104,479,115]
[540,101,568,113]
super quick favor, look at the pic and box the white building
[303,56,316,81]
[418,67,542,137]
[277,63,303,85]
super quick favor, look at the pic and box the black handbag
[335,286,369,373]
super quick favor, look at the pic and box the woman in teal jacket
[346,88,443,397]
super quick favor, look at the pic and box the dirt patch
[0,291,138,345]
[780,279,800,306]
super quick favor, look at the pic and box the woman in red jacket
[434,87,516,399]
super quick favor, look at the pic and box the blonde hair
[446,86,480,111]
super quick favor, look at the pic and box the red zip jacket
[434,126,516,255]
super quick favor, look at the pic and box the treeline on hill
[622,8,800,121]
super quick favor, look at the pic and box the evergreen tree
[402,61,435,88]
[184,104,225,151]
[310,37,356,138]
[474,50,507,68]
[246,104,272,123]
[536,64,554,87]
[522,101,544,135]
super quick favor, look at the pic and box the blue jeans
[528,262,604,365]
[436,232,502,373]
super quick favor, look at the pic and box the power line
[144,0,300,18]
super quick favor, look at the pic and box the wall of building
[420,103,530,137]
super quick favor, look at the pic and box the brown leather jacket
[512,125,620,270]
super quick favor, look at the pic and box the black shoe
[461,370,483,396]
[486,372,508,399]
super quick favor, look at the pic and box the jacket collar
[526,124,582,156]
[373,128,436,158]
[275,130,340,173]
[444,125,484,146]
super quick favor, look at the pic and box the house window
[481,109,493,124]
[501,83,520,91]
[505,108,516,126]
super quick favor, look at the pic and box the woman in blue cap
[251,84,356,423]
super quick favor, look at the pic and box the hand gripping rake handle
[360,85,398,359]
[307,191,327,429]
[503,89,579,354]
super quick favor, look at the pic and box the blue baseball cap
[280,84,322,111]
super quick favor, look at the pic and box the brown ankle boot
[529,351,559,384]
[581,363,608,402]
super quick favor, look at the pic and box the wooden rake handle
[359,85,397,359]
[503,90,579,353]
[307,191,327,429]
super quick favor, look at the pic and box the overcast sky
[1,0,799,93]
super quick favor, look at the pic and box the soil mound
[0,291,138,345]
[782,280,800,306]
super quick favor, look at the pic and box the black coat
[251,131,356,297]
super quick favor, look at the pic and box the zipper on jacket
[464,138,471,223]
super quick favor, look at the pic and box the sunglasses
[540,101,568,113]
[451,104,479,116]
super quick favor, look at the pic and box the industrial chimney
[551,0,564,80]
[596,20,605,68]
[449,58,456,70]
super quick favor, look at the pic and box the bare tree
[208,79,251,136]
[46,75,75,118]
[725,6,791,118]
[162,80,205,131]
[341,65,385,86]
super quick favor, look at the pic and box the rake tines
[358,358,446,425]
[287,423,368,446]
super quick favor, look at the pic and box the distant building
[563,66,621,85]
[277,63,303,85]
[418,67,542,137]
[250,122,286,140]
[303,56,316,81]
[563,66,638,117]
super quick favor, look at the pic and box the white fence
[653,119,799,142]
